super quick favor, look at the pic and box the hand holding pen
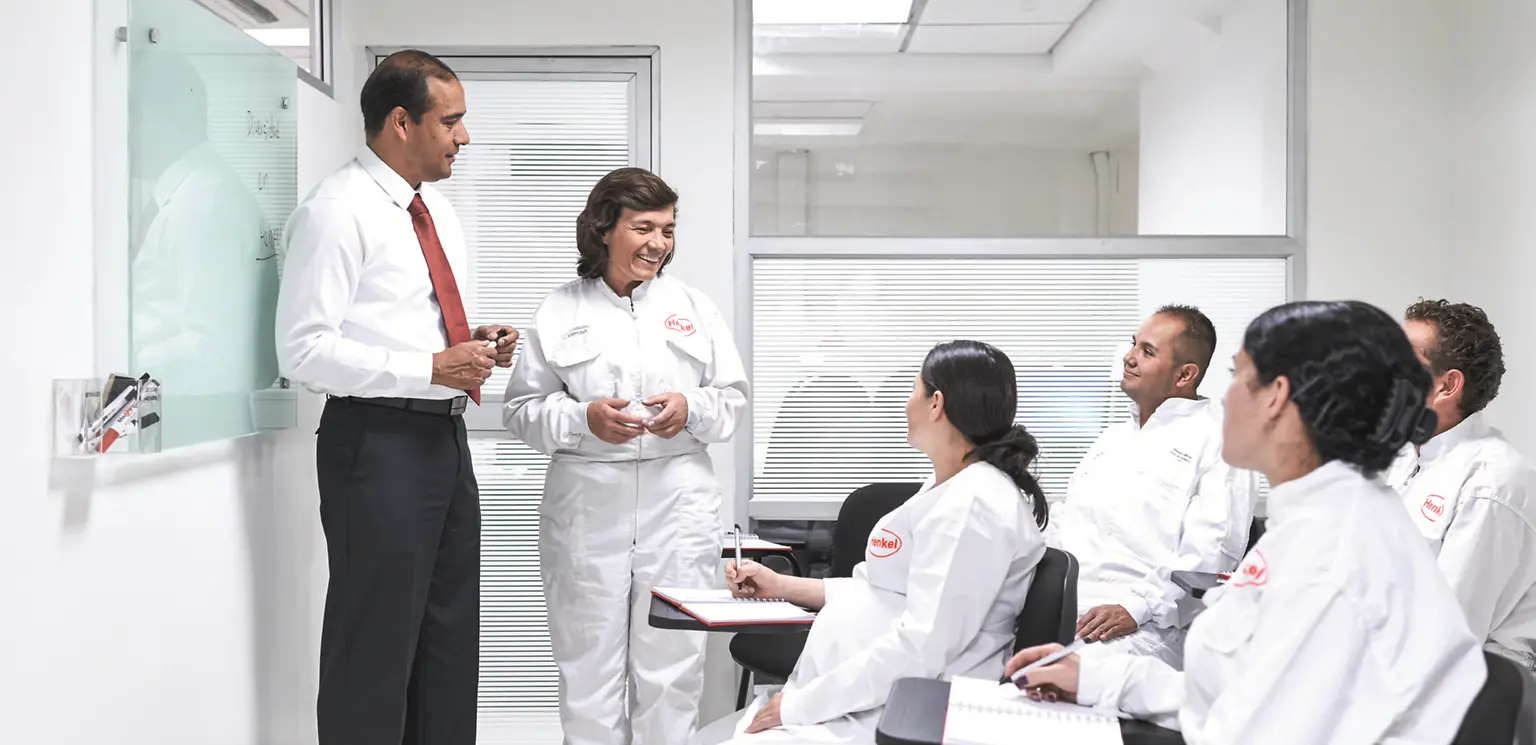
[1002,639,1089,702]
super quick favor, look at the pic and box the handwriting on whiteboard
[246,111,281,140]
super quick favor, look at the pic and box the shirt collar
[358,146,419,210]
[1129,396,1208,429]
[1266,460,1362,525]
[1420,411,1490,462]
[593,276,653,308]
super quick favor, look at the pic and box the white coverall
[1046,398,1256,668]
[1386,412,1536,670]
[503,275,748,745]
[1076,461,1487,744]
[696,461,1046,745]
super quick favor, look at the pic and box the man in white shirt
[1047,305,1256,668]
[1390,299,1536,670]
[275,50,518,745]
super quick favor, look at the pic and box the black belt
[332,395,468,417]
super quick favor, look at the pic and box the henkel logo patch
[869,529,903,558]
[1422,494,1447,522]
[665,314,696,336]
[1230,549,1269,588]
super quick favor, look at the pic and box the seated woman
[1008,301,1489,744]
[693,340,1049,744]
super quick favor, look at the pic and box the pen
[1007,638,1090,687]
[733,523,744,571]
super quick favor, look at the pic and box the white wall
[0,0,348,742]
[1137,0,1288,235]
[1448,0,1536,453]
[348,0,740,725]
[749,143,1132,236]
[1305,0,1453,309]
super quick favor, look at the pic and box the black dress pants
[315,397,480,745]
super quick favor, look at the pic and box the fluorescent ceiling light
[754,120,864,137]
[245,27,309,47]
[753,0,914,25]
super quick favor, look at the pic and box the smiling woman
[502,167,750,745]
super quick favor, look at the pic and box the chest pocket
[544,327,615,400]
[661,330,714,389]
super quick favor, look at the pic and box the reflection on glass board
[128,0,296,448]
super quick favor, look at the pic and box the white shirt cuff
[396,351,436,396]
[568,399,592,438]
[1121,595,1153,627]
[1077,654,1131,708]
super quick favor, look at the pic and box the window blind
[433,77,635,732]
[750,257,1288,507]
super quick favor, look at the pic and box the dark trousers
[315,398,480,745]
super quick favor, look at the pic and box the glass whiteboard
[128,0,296,448]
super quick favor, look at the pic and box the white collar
[1266,460,1363,525]
[1129,396,1209,429]
[1420,411,1492,462]
[358,146,419,211]
[152,143,218,206]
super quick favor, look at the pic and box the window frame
[366,46,661,432]
[732,0,1311,521]
[297,0,334,96]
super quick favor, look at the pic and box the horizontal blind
[751,257,1288,507]
[433,77,634,719]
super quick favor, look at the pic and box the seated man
[1047,305,1257,668]
[1389,299,1536,670]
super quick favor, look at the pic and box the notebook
[941,676,1123,745]
[651,587,816,627]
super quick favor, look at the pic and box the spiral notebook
[650,587,816,627]
[942,676,1122,745]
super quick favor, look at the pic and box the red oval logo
[1422,494,1446,522]
[869,529,903,559]
[665,314,696,336]
[1230,548,1269,588]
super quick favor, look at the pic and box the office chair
[1453,650,1536,745]
[1246,517,1266,554]
[1012,547,1079,651]
[729,482,923,709]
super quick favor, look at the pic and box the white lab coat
[1047,398,1256,667]
[696,462,1046,745]
[503,275,748,745]
[1077,461,1487,744]
[1387,412,1536,670]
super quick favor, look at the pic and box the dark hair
[1405,298,1505,418]
[1243,301,1436,477]
[361,50,459,139]
[1156,304,1217,390]
[919,341,1048,529]
[575,168,679,279]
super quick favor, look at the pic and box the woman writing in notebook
[1007,301,1488,743]
[692,340,1049,744]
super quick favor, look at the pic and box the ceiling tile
[918,0,1092,25]
[907,23,1069,54]
[755,24,905,54]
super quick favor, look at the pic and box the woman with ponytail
[693,341,1049,744]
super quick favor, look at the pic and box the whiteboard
[127,0,296,448]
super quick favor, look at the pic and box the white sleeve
[778,497,1035,726]
[501,325,591,454]
[680,293,749,443]
[1437,490,1536,642]
[1124,458,1254,627]
[1085,584,1370,744]
[275,200,434,396]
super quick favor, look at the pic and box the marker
[1007,638,1090,688]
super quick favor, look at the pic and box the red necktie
[409,194,479,404]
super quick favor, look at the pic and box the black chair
[1012,547,1079,652]
[729,482,923,709]
[1453,650,1536,745]
[1246,517,1266,554]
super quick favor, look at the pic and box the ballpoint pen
[733,523,744,573]
[1006,638,1090,688]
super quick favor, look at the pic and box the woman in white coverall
[503,168,748,745]
[692,340,1048,745]
[1007,301,1489,744]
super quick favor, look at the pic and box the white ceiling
[194,0,309,31]
[752,0,1261,149]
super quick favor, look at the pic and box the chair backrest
[1246,517,1267,554]
[1453,650,1536,745]
[1014,547,1079,651]
[829,483,923,578]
